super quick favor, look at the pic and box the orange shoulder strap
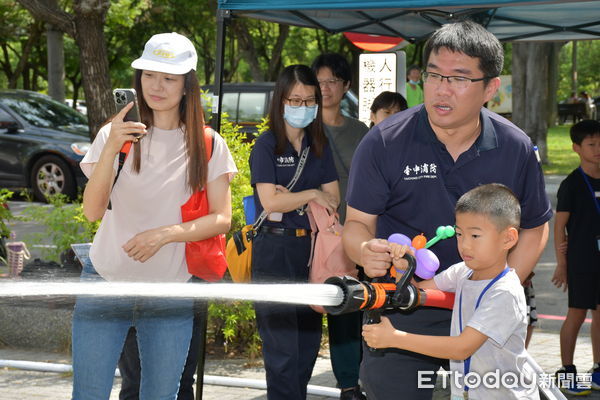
[203,126,214,160]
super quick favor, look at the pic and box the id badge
[268,212,283,222]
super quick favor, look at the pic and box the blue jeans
[72,255,194,400]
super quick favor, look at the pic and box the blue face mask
[409,79,420,85]
[284,104,318,129]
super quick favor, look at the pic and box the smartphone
[113,88,142,137]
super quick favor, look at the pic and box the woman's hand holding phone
[106,102,147,155]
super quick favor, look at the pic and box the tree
[0,2,44,89]
[512,42,565,164]
[17,0,113,137]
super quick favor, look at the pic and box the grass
[543,124,580,176]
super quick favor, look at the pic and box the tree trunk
[546,42,566,127]
[512,42,555,164]
[8,21,43,89]
[525,43,548,161]
[233,20,264,82]
[47,24,65,102]
[266,24,289,81]
[17,0,112,138]
[571,41,577,95]
[73,0,112,137]
[511,43,526,131]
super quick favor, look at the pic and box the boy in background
[552,119,600,396]
[363,184,539,400]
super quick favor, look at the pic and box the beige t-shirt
[80,124,237,282]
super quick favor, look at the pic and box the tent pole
[197,11,228,399]
[211,9,230,133]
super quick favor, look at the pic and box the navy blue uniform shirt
[348,105,553,273]
[250,130,338,230]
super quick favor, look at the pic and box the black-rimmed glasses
[286,97,317,107]
[422,71,492,90]
[317,78,344,87]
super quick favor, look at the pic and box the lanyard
[578,167,600,216]
[458,266,510,398]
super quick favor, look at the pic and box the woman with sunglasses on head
[74,32,237,399]
[250,64,339,400]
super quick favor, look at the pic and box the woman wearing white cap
[73,32,237,399]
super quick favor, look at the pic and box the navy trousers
[252,232,323,400]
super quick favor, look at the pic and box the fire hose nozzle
[323,275,368,315]
[323,275,424,315]
[323,274,455,315]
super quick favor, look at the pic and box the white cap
[131,32,197,75]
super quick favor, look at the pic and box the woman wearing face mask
[249,64,339,400]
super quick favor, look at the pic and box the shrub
[207,301,261,359]
[206,116,265,357]
[20,194,99,263]
[0,189,14,265]
[0,189,13,239]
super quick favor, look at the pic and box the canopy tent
[217,0,600,42]
[209,0,600,129]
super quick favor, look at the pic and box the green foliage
[218,118,254,233]
[558,41,600,100]
[20,194,99,262]
[0,189,14,239]
[208,301,262,358]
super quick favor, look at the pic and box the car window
[341,92,359,119]
[238,92,267,123]
[0,108,17,131]
[0,108,16,124]
[221,93,239,122]
[0,95,87,131]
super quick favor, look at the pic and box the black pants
[118,302,207,400]
[328,311,363,389]
[252,232,323,400]
[360,309,451,400]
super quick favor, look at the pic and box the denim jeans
[71,254,194,400]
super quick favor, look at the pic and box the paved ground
[1,175,599,399]
[0,331,598,399]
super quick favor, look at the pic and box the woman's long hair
[133,70,208,193]
[268,64,326,157]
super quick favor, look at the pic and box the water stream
[0,281,344,306]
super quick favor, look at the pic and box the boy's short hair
[311,53,352,84]
[456,183,521,231]
[570,119,600,145]
[423,20,503,85]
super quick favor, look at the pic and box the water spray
[0,281,344,307]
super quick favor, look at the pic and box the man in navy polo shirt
[343,21,552,400]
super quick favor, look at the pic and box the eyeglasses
[318,78,344,87]
[422,71,491,90]
[286,97,317,108]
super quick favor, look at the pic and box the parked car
[64,98,88,115]
[0,90,90,201]
[202,82,359,136]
